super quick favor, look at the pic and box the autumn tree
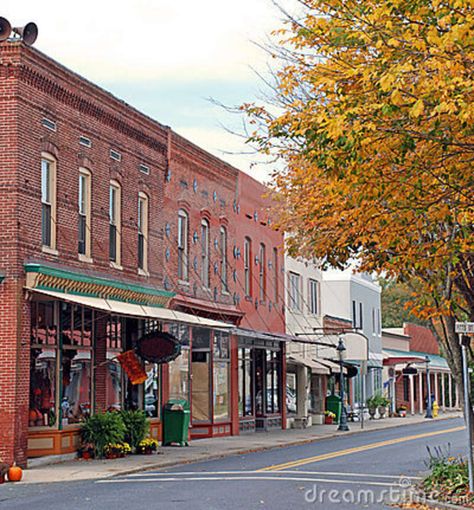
[244,0,474,410]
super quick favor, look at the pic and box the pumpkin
[8,464,22,482]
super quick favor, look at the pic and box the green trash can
[326,394,342,422]
[162,399,190,446]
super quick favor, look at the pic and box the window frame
[244,237,252,296]
[178,209,189,281]
[109,181,122,266]
[201,219,210,288]
[138,192,149,272]
[220,226,228,293]
[259,243,266,302]
[288,271,301,311]
[308,278,319,315]
[41,153,57,251]
[78,168,92,259]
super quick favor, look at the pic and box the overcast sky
[2,0,295,182]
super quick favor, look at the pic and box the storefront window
[106,316,123,411]
[213,333,230,421]
[168,323,190,403]
[238,348,253,417]
[191,328,211,422]
[144,362,160,418]
[266,350,281,414]
[30,300,57,427]
[60,304,93,425]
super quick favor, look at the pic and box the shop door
[254,349,266,416]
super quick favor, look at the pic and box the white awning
[27,288,234,329]
[288,354,330,375]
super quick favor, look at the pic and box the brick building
[0,41,286,466]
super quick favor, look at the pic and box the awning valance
[27,288,234,330]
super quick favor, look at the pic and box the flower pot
[378,405,386,418]
[324,416,333,425]
[368,407,376,419]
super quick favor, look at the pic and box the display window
[213,332,230,421]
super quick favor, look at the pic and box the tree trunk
[431,315,474,432]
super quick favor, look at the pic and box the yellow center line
[258,425,465,472]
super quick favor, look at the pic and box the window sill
[245,295,253,302]
[110,261,123,270]
[221,290,230,296]
[78,254,93,264]
[138,268,150,277]
[42,246,58,256]
[178,279,190,286]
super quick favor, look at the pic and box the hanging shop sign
[117,350,148,385]
[136,332,181,364]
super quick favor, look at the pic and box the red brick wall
[404,323,439,355]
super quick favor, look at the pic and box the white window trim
[201,219,210,289]
[41,153,57,251]
[78,167,92,259]
[178,209,189,281]
[109,180,122,267]
[138,192,149,273]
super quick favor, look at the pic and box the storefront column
[94,316,108,413]
[0,280,31,467]
[455,380,460,409]
[434,373,439,404]
[230,335,239,436]
[409,374,415,415]
[441,374,446,410]
[418,373,424,414]
[295,365,308,427]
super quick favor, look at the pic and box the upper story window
[138,193,149,272]
[273,247,278,302]
[309,279,319,315]
[359,302,364,329]
[178,209,189,281]
[244,237,252,296]
[259,243,266,301]
[41,154,57,250]
[78,168,92,258]
[288,271,301,311]
[201,219,210,288]
[109,181,121,265]
[220,226,228,292]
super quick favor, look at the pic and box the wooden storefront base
[191,422,232,439]
[27,426,81,458]
[28,419,162,458]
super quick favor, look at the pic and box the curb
[410,493,472,510]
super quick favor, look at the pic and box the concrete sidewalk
[21,411,462,484]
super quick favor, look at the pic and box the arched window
[41,153,57,250]
[259,243,266,301]
[220,226,228,292]
[178,209,189,281]
[78,168,92,259]
[109,180,121,265]
[138,192,149,272]
[201,219,210,288]
[244,237,252,296]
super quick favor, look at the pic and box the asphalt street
[0,417,466,510]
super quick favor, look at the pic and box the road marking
[258,425,465,472]
[125,470,420,480]
[96,475,403,487]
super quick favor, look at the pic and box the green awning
[383,348,450,371]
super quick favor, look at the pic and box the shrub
[120,410,150,451]
[80,412,126,459]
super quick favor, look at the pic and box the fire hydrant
[433,401,439,417]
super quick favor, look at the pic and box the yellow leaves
[409,99,425,118]
[391,89,404,106]
[380,73,396,92]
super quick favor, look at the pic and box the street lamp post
[425,355,433,419]
[337,338,350,432]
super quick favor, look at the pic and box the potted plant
[120,410,150,453]
[324,410,336,425]
[378,396,391,418]
[366,395,377,419]
[104,442,131,459]
[397,405,408,417]
[80,411,126,459]
[78,443,95,460]
[137,438,159,455]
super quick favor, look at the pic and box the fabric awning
[288,354,331,375]
[27,288,234,329]
[382,349,426,366]
[318,359,348,375]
